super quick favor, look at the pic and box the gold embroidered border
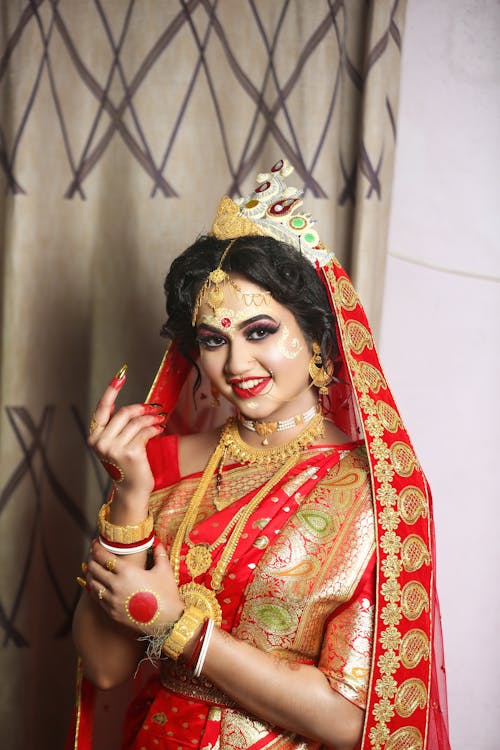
[323,264,432,750]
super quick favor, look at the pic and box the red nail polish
[143,404,163,414]
[109,364,128,389]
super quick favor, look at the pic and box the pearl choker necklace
[238,404,320,445]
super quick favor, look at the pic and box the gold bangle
[98,502,154,544]
[161,606,206,661]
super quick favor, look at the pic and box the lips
[229,376,272,399]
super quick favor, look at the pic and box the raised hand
[87,365,167,505]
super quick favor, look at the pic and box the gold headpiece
[210,159,335,268]
[192,160,335,326]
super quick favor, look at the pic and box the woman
[71,161,450,750]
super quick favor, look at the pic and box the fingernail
[81,562,88,574]
[109,364,128,389]
[143,404,163,414]
[76,576,87,589]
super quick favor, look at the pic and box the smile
[229,377,272,399]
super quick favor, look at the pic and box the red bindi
[221,317,231,328]
[126,591,159,625]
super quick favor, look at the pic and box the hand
[86,541,184,634]
[88,366,166,499]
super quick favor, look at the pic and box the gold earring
[210,383,220,408]
[308,342,334,395]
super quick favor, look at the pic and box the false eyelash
[196,333,227,349]
[244,322,280,339]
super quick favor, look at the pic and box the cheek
[199,349,226,382]
[277,325,305,360]
[259,338,311,378]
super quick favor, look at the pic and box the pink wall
[379,2,500,747]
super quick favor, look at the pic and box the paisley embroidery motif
[390,442,420,477]
[296,507,334,538]
[401,535,431,573]
[275,558,319,579]
[385,725,423,750]
[336,276,360,310]
[400,629,430,669]
[377,400,402,433]
[358,361,387,393]
[401,582,430,621]
[346,320,374,354]
[398,486,428,524]
[395,678,428,718]
[247,598,298,635]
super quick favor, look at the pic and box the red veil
[68,162,451,750]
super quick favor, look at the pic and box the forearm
[73,592,143,688]
[74,489,150,689]
[198,628,363,749]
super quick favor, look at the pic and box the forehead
[196,274,280,328]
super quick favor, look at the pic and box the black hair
[161,234,338,382]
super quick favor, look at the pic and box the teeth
[234,378,266,390]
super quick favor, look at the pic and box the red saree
[123,436,375,750]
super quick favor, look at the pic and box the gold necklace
[220,413,324,465]
[170,414,324,623]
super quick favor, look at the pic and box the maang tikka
[191,239,238,325]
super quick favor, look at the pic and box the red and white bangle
[187,618,210,669]
[193,619,215,678]
[99,531,155,555]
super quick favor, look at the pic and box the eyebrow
[197,314,277,333]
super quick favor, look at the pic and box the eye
[245,324,279,341]
[197,333,227,350]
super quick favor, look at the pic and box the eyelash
[197,324,279,350]
[245,323,279,340]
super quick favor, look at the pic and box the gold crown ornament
[210,159,335,268]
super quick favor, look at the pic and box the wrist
[108,487,151,525]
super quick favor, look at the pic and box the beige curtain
[0,1,406,747]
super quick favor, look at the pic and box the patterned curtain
[0,1,406,747]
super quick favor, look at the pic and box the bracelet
[193,618,214,678]
[161,606,206,661]
[99,534,155,555]
[187,618,210,669]
[98,502,154,544]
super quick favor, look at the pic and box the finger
[95,407,165,450]
[106,413,167,451]
[87,559,116,592]
[89,364,128,439]
[153,542,169,566]
[92,540,120,567]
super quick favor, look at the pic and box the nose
[224,339,255,378]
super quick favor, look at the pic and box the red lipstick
[230,376,272,399]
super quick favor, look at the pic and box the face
[195,274,315,420]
